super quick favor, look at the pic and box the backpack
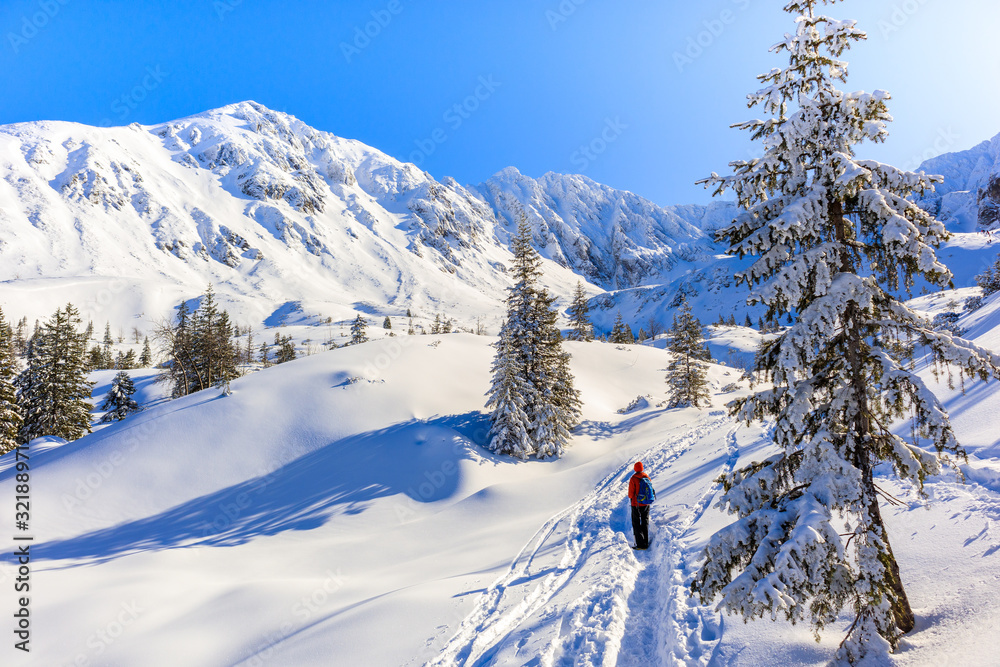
[636,475,655,505]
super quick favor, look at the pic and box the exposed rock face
[978,175,1000,231]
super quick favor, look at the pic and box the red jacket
[628,472,650,507]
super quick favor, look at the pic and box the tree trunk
[868,494,916,635]
[833,199,915,638]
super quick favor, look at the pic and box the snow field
[0,308,998,665]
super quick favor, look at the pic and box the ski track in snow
[425,414,735,667]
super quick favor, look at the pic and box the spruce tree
[484,328,534,459]
[350,315,368,345]
[275,335,297,363]
[609,312,631,344]
[664,301,711,408]
[14,318,28,357]
[486,216,581,459]
[0,308,22,456]
[102,322,114,369]
[100,371,139,422]
[566,281,594,341]
[160,287,239,397]
[139,336,153,367]
[692,1,1000,660]
[383,316,392,330]
[17,304,93,443]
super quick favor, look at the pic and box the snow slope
[1,322,999,666]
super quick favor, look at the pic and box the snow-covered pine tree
[0,307,23,456]
[102,322,114,369]
[566,281,594,341]
[530,289,582,458]
[139,336,153,367]
[486,216,581,459]
[975,252,1000,296]
[17,304,93,443]
[484,327,534,459]
[350,315,368,345]
[692,1,1000,661]
[383,316,392,330]
[100,371,139,423]
[665,300,711,408]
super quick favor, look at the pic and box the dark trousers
[631,505,649,548]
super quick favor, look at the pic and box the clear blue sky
[1,0,997,205]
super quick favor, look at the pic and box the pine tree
[383,316,392,330]
[486,216,581,459]
[664,301,711,408]
[17,304,93,443]
[566,281,594,341]
[100,371,139,423]
[102,322,114,369]
[609,312,632,344]
[744,314,753,328]
[0,307,23,456]
[275,335,296,363]
[114,349,137,370]
[974,253,1000,296]
[14,317,28,357]
[259,341,271,368]
[158,287,239,397]
[484,328,534,459]
[408,318,415,335]
[86,345,103,371]
[350,315,368,345]
[692,2,1000,660]
[139,336,153,367]
[431,313,442,335]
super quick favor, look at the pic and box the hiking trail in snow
[425,413,751,667]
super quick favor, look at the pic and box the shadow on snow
[28,412,497,566]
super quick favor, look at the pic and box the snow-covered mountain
[917,131,1000,233]
[474,167,733,289]
[0,102,531,329]
[0,101,732,332]
[2,101,998,340]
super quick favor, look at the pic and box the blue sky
[1,0,997,205]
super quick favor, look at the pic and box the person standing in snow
[627,461,652,549]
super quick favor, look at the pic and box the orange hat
[634,461,643,472]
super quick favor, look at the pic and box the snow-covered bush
[964,295,985,313]
[932,312,964,335]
